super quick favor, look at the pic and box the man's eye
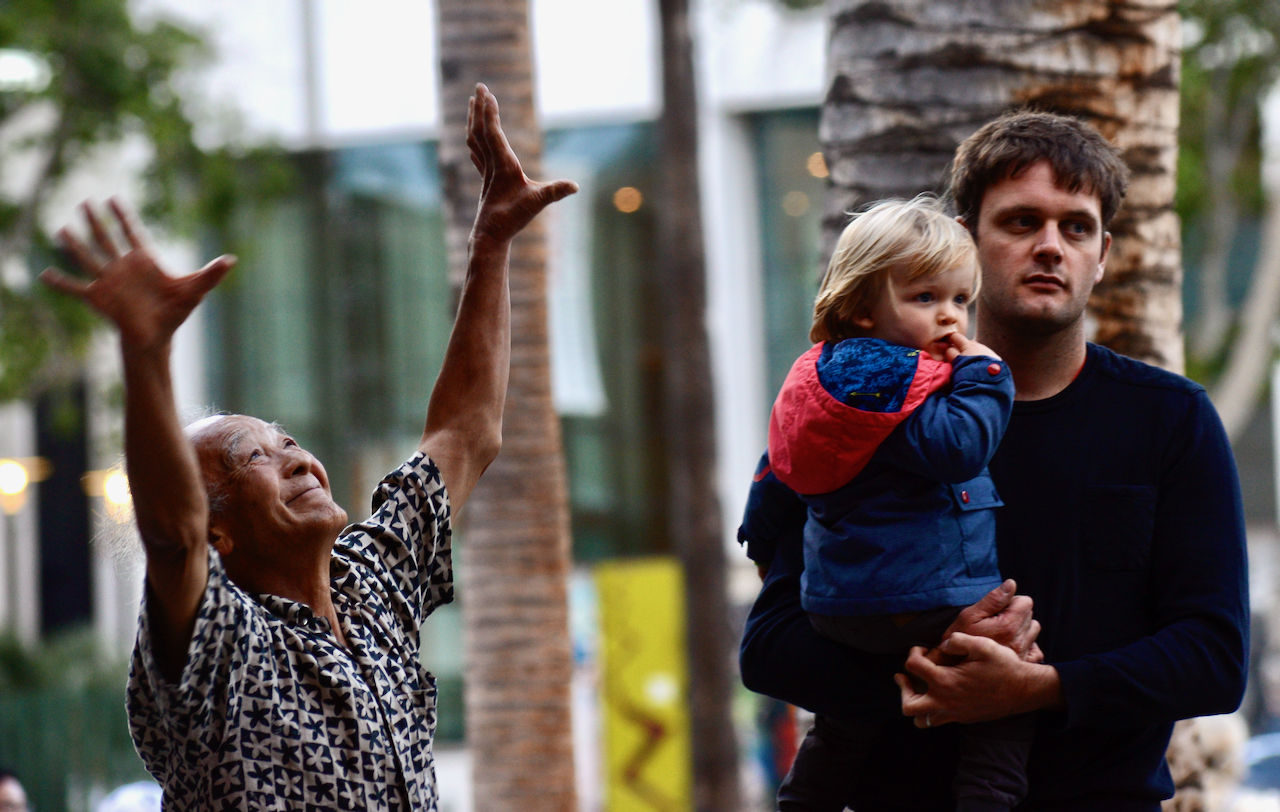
[1065,221,1089,235]
[249,450,262,460]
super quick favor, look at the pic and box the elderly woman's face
[192,415,348,550]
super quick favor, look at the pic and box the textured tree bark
[435,3,577,811]
[657,0,742,809]
[822,0,1184,372]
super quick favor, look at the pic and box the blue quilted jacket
[746,338,1016,616]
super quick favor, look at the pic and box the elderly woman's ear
[209,526,233,556]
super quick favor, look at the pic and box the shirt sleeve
[1052,389,1250,728]
[877,354,1015,483]
[738,499,906,720]
[337,452,453,637]
[127,547,264,783]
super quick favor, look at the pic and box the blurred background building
[0,1,1278,810]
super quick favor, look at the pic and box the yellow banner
[595,557,692,812]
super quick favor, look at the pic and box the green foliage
[775,0,823,9]
[0,0,296,402]
[0,626,127,694]
[1177,0,1280,224]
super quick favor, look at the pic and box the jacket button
[988,363,1002,375]
[961,491,970,503]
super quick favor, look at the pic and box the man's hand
[940,578,1041,661]
[895,634,1064,727]
[892,580,1060,728]
[39,199,235,350]
[466,84,577,249]
[944,332,1002,363]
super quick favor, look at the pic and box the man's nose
[1034,224,1063,262]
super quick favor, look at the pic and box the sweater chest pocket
[1084,485,1156,571]
[950,475,1003,577]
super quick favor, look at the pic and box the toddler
[742,196,1032,812]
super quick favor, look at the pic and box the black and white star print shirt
[126,452,453,811]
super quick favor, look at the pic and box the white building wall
[0,402,40,644]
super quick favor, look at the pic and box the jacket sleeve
[877,355,1015,483]
[739,519,909,720]
[1053,389,1249,728]
[737,451,809,567]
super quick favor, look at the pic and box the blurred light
[104,469,131,508]
[0,50,51,93]
[807,151,829,178]
[644,672,679,707]
[82,466,133,520]
[0,461,27,496]
[0,459,27,516]
[613,186,643,213]
[782,191,810,217]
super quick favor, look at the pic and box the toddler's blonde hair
[810,195,979,344]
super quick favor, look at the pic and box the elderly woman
[41,85,575,812]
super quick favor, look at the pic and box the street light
[83,465,133,521]
[0,460,28,516]
[0,457,47,637]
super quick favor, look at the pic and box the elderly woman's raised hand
[465,83,577,248]
[39,200,236,351]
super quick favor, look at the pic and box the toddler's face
[859,262,976,361]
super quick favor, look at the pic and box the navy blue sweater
[739,343,1250,810]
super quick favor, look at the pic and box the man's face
[971,160,1111,336]
[193,415,348,554]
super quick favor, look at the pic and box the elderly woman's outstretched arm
[417,84,576,511]
[40,201,235,680]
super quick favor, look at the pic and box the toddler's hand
[944,332,1002,363]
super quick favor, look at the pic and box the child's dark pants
[776,607,1035,812]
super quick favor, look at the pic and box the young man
[40,85,577,811]
[739,111,1249,811]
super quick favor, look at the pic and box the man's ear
[1097,232,1112,284]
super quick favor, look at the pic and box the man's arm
[418,84,576,512]
[898,389,1249,728]
[40,201,235,681]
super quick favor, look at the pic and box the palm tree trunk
[822,0,1184,371]
[657,0,742,809]
[435,3,576,811]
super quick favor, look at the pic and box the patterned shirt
[126,453,452,811]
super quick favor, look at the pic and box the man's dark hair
[947,110,1130,232]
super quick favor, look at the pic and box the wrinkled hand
[944,332,1002,363]
[466,83,577,247]
[39,199,235,351]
